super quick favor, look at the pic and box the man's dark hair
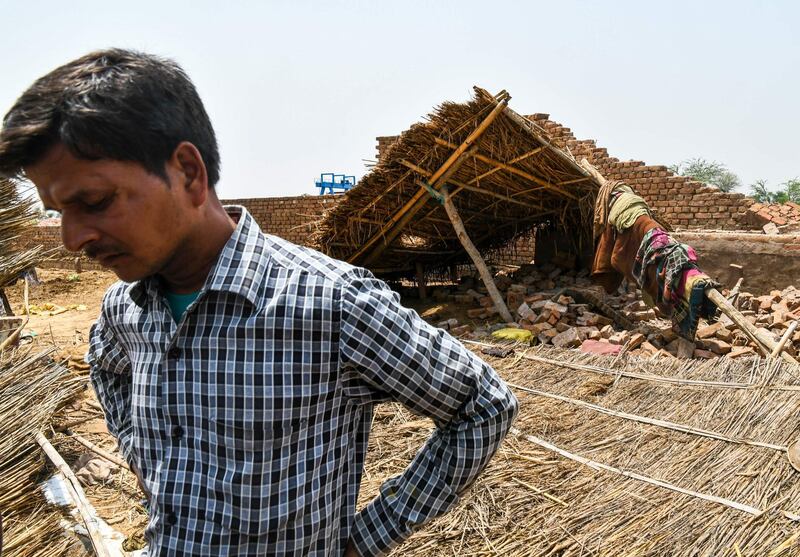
[0,48,220,186]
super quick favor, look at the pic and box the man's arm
[340,274,519,557]
[86,310,136,464]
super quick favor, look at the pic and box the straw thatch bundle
[313,88,600,278]
[0,178,42,288]
[0,348,85,556]
[359,344,800,555]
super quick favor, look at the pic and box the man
[0,49,518,556]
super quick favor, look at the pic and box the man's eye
[85,197,113,212]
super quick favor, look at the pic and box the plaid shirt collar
[128,205,265,308]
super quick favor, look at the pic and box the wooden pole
[0,279,28,353]
[349,96,509,266]
[35,432,112,557]
[706,288,798,364]
[771,321,799,359]
[441,187,514,323]
[67,431,130,470]
[415,262,427,300]
[727,276,744,303]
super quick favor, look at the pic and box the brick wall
[18,196,344,271]
[525,114,756,230]
[376,114,761,231]
[223,195,341,246]
[20,225,102,271]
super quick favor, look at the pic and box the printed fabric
[632,228,719,339]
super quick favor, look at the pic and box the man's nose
[60,214,100,252]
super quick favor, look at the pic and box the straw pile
[314,87,599,278]
[0,177,42,288]
[0,348,85,556]
[359,344,800,555]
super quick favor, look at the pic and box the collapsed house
[315,88,800,554]
[314,88,601,315]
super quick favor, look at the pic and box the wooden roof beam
[434,137,579,201]
[400,159,547,212]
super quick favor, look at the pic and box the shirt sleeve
[86,307,135,464]
[339,273,519,556]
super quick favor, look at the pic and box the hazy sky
[1,0,797,199]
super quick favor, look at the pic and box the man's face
[26,143,192,283]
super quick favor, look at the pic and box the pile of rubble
[425,262,800,360]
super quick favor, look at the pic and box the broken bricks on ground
[428,178,799,361]
[429,263,799,361]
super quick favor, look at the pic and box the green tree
[748,179,795,204]
[783,178,800,203]
[670,158,742,192]
[750,179,772,203]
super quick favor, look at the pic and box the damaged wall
[672,231,800,292]
[378,115,767,231]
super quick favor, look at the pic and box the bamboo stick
[67,431,130,470]
[771,321,798,359]
[707,288,798,364]
[350,97,508,265]
[441,186,514,323]
[462,339,800,391]
[35,432,112,557]
[506,382,786,451]
[400,159,546,211]
[467,147,546,185]
[511,428,764,516]
[434,137,579,201]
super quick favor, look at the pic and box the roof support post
[415,261,427,300]
[348,96,509,266]
[441,186,514,323]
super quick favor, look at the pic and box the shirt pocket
[208,415,312,536]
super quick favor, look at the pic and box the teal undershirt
[165,290,200,322]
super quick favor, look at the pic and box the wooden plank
[415,262,427,300]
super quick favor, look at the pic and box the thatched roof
[0,348,84,555]
[314,87,601,277]
[0,178,42,287]
[360,343,800,555]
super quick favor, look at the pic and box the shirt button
[171,425,184,439]
[165,511,177,526]
[168,346,180,359]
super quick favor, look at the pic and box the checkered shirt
[87,206,518,556]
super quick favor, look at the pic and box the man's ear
[170,141,209,207]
